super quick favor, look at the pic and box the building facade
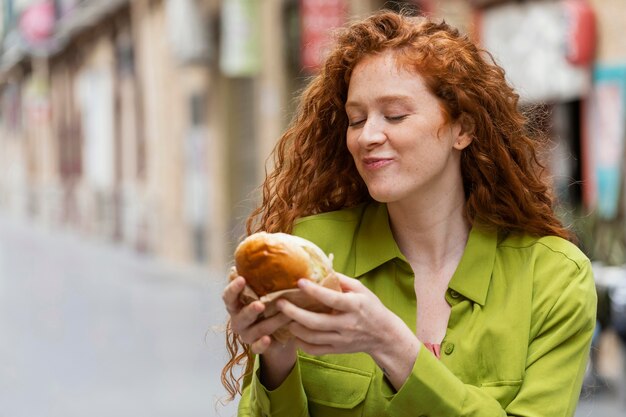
[0,0,624,271]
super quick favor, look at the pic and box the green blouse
[237,203,597,417]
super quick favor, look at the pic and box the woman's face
[345,50,471,207]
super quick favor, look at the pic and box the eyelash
[386,115,408,122]
[348,119,365,127]
[348,115,407,127]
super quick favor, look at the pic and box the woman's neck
[387,190,470,276]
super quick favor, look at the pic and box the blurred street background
[0,214,237,417]
[1,0,626,416]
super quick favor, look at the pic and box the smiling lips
[362,157,394,170]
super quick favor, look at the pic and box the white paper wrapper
[229,266,341,344]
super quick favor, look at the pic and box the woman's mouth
[363,157,393,170]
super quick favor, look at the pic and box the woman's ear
[453,113,474,150]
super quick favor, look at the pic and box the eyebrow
[345,94,414,109]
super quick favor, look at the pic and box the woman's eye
[386,115,408,122]
[348,119,366,127]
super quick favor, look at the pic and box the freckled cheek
[406,154,429,177]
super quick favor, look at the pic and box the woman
[222,10,596,417]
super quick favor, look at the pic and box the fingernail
[276,299,284,309]
[298,279,309,288]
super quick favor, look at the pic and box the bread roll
[234,232,333,296]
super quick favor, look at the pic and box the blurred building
[0,0,624,272]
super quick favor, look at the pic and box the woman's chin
[366,189,396,204]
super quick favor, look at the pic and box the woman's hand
[222,276,293,354]
[277,273,419,389]
[222,275,297,389]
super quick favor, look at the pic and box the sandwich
[230,232,340,343]
[234,232,335,296]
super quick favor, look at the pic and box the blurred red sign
[562,0,596,66]
[300,0,347,73]
[19,0,56,45]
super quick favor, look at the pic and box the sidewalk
[0,214,237,417]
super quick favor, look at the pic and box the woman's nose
[359,117,387,148]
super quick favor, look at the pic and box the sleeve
[385,260,597,417]
[237,355,310,417]
[505,259,597,416]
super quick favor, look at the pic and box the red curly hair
[222,10,572,400]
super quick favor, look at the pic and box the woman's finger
[250,335,272,354]
[222,276,246,314]
[295,338,335,356]
[278,298,337,331]
[232,301,265,332]
[297,278,357,312]
[244,312,292,343]
[336,273,368,293]
[288,321,341,345]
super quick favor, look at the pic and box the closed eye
[385,115,408,122]
[348,119,366,127]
